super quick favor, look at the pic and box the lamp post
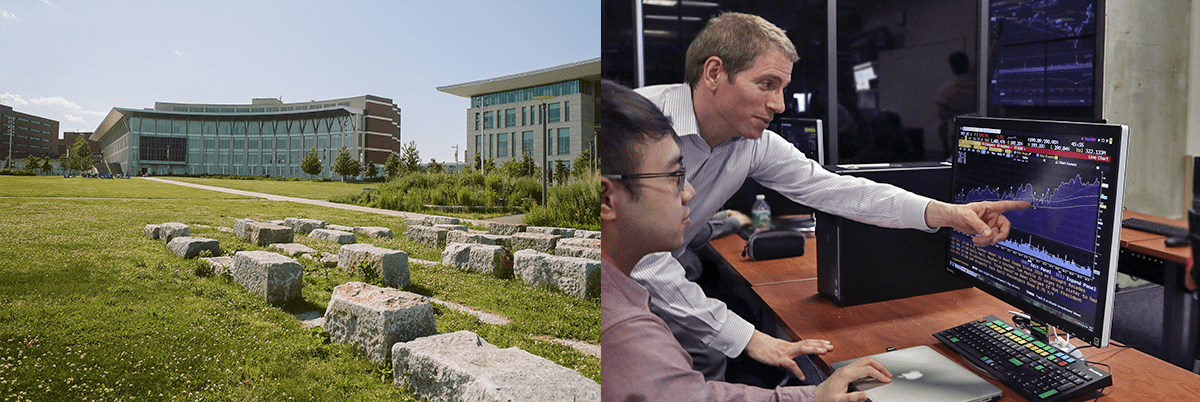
[533,95,555,208]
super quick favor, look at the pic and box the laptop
[829,345,1001,402]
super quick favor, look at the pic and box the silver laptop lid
[829,345,1001,402]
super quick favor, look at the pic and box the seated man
[600,80,892,401]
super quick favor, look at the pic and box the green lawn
[0,176,598,401]
[164,176,371,201]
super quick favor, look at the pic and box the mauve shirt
[601,259,816,402]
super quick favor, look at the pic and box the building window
[474,113,480,131]
[564,101,570,122]
[522,131,534,156]
[557,127,570,155]
[505,109,516,128]
[219,138,230,150]
[483,111,494,130]
[475,135,483,160]
[548,103,561,123]
[498,133,508,158]
[234,138,244,150]
[521,107,526,126]
[204,138,216,150]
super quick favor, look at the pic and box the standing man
[632,12,1029,383]
[601,79,892,402]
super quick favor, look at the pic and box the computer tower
[816,162,970,306]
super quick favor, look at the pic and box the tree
[40,158,52,174]
[68,136,93,174]
[554,160,570,185]
[498,152,539,179]
[427,158,445,174]
[333,146,360,181]
[365,163,379,180]
[482,157,495,175]
[400,141,421,175]
[572,148,595,180]
[473,151,482,172]
[3,156,11,169]
[301,147,322,179]
[384,151,401,179]
[24,155,40,173]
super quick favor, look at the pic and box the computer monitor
[986,0,1103,119]
[947,116,1129,348]
[775,117,824,165]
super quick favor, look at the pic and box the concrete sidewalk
[140,177,516,225]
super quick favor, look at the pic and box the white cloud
[0,92,28,105]
[30,96,81,110]
[39,0,51,5]
[1,9,16,19]
[173,49,184,57]
[79,110,108,117]
[63,114,87,124]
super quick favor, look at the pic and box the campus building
[1,104,59,161]
[90,95,401,177]
[437,58,599,171]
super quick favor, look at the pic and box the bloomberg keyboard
[1121,217,1189,238]
[933,316,1112,401]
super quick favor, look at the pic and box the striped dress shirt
[630,83,935,359]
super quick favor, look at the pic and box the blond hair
[684,12,798,88]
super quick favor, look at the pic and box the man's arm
[630,252,757,358]
[603,302,817,402]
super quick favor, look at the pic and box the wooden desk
[709,232,817,285]
[1117,210,1197,369]
[705,222,1200,400]
[751,280,1200,401]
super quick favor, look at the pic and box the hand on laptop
[924,200,1031,246]
[745,330,834,380]
[815,357,893,402]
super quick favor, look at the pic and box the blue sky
[0,0,598,162]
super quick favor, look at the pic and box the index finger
[987,200,1031,213]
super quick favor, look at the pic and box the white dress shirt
[631,83,935,358]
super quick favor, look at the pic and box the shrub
[523,180,599,230]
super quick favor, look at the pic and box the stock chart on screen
[949,120,1123,333]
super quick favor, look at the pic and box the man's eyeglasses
[602,168,686,192]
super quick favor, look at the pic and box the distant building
[1,104,59,161]
[90,95,401,177]
[437,58,599,172]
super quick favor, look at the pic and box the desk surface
[1120,210,1193,290]
[708,209,1200,401]
[709,232,817,285]
[752,280,1200,401]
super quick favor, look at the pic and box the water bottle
[752,194,772,233]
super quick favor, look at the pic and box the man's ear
[600,177,618,222]
[701,56,726,91]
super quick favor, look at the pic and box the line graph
[991,0,1096,46]
[956,173,1101,252]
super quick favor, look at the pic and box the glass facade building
[91,95,401,178]
[437,58,599,170]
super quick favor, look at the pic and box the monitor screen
[988,0,1098,108]
[776,118,824,165]
[947,116,1128,348]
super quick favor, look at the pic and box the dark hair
[684,12,798,88]
[949,52,970,75]
[600,80,678,195]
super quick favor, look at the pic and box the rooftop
[436,58,600,98]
